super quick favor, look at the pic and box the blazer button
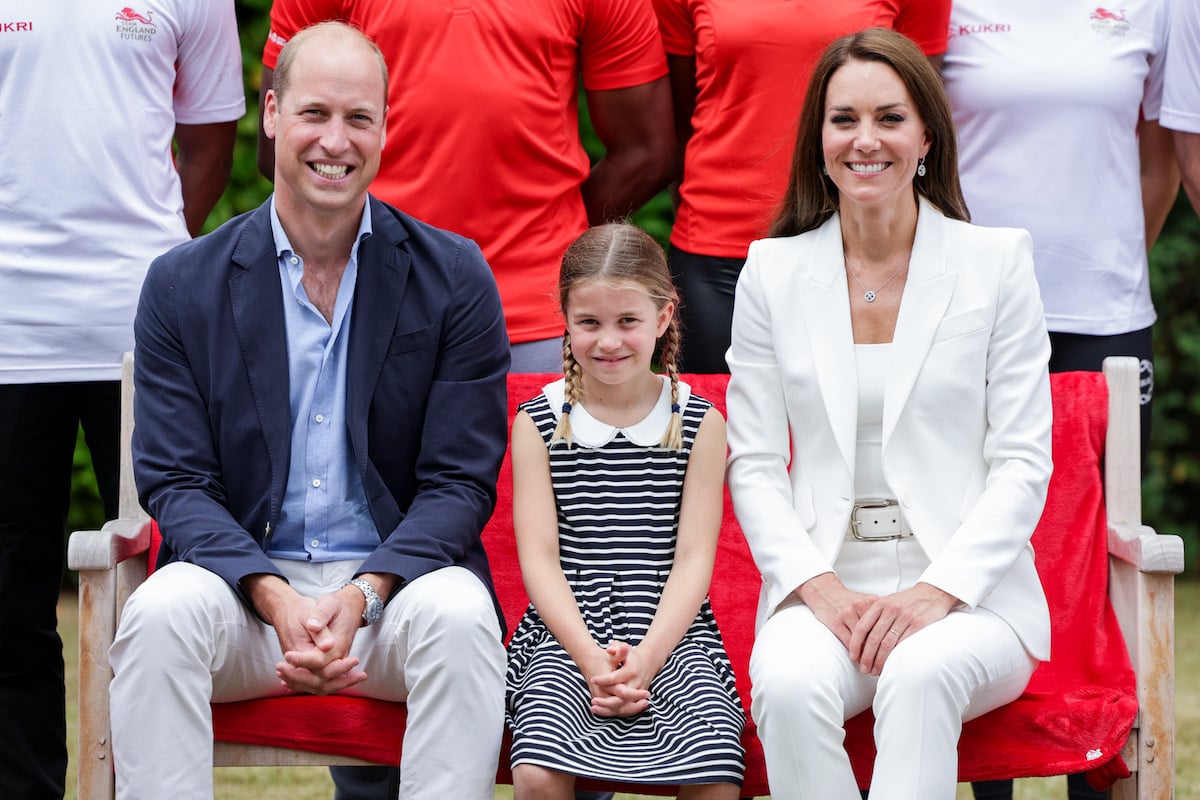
[901,495,912,508]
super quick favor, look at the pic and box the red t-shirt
[652,0,950,258]
[265,0,667,344]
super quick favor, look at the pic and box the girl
[505,224,745,800]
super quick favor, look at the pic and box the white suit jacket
[726,197,1053,660]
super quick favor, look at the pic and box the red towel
[195,370,1132,795]
[841,370,1136,788]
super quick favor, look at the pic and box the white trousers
[749,539,1037,800]
[109,560,506,800]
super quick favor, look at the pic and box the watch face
[365,597,384,625]
[352,578,385,625]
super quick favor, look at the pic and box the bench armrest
[68,517,152,572]
[1107,523,1186,575]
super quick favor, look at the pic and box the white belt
[846,499,912,541]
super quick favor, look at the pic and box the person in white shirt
[1161,0,1200,213]
[942,5,1178,798]
[0,3,243,795]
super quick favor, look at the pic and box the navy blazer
[132,196,510,626]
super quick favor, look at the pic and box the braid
[556,223,686,449]
[551,332,582,447]
[658,317,684,450]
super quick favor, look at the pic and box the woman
[725,28,1053,800]
[650,0,951,372]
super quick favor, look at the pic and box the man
[109,22,510,800]
[1163,0,1200,214]
[260,7,672,797]
[0,3,242,797]
[257,0,675,373]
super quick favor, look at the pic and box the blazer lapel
[347,198,412,466]
[228,203,292,508]
[798,214,858,476]
[883,198,957,444]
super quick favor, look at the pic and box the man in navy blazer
[108,22,510,799]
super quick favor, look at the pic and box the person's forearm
[637,549,713,676]
[1139,119,1181,248]
[354,572,401,603]
[1175,129,1200,216]
[581,79,676,223]
[242,573,294,623]
[175,121,238,236]
[581,149,675,224]
[522,558,600,665]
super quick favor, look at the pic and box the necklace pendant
[864,290,877,303]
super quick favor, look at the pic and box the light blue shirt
[267,197,379,562]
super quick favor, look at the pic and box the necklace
[845,257,908,303]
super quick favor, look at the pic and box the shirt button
[312,478,321,488]
[311,539,320,548]
[290,256,299,265]
[314,414,324,423]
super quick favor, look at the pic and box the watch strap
[346,577,384,625]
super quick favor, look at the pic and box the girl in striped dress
[505,224,745,799]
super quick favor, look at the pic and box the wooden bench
[69,355,1183,798]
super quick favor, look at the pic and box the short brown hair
[273,21,389,107]
[770,27,969,237]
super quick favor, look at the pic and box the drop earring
[916,157,927,178]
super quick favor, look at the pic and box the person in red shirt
[260,0,675,374]
[651,0,950,372]
[258,4,674,798]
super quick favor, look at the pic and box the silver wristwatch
[346,577,384,625]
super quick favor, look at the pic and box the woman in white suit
[725,28,1053,800]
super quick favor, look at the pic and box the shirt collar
[268,195,374,267]
[542,375,690,448]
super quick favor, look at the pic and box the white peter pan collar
[542,375,692,448]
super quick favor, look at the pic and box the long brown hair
[770,27,969,237]
[553,224,684,450]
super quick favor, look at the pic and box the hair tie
[562,402,572,415]
[671,403,681,414]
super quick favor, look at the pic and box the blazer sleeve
[132,248,285,595]
[726,239,835,615]
[917,228,1053,608]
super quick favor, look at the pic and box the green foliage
[205,0,276,229]
[1146,195,1200,572]
[68,430,106,530]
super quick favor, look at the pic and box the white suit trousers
[749,539,1037,800]
[109,560,506,800]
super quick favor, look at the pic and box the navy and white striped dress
[505,377,745,786]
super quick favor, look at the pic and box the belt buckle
[850,498,906,541]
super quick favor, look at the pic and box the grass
[60,583,1200,799]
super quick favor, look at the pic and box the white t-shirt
[1162,0,1200,133]
[943,0,1168,336]
[0,1,245,383]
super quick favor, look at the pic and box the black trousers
[668,245,746,374]
[0,382,120,799]
[1047,326,1154,458]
